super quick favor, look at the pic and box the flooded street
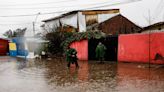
[0,56,164,92]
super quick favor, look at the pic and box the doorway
[88,35,118,61]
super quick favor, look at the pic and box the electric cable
[0,0,141,17]
[0,0,77,6]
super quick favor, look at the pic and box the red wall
[118,32,164,64]
[150,32,164,64]
[0,39,8,55]
[118,34,149,63]
[70,40,88,61]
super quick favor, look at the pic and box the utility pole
[147,10,151,92]
[33,12,40,36]
[144,9,152,68]
[33,22,35,35]
[148,9,151,68]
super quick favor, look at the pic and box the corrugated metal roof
[42,11,78,22]
[143,22,164,30]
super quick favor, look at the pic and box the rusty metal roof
[143,22,164,30]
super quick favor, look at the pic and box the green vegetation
[43,30,105,56]
[41,24,106,56]
[61,31,106,52]
[44,31,73,56]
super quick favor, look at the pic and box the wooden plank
[85,14,98,26]
[82,9,119,15]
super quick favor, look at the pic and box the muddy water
[0,56,164,92]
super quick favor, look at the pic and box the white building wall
[78,12,87,32]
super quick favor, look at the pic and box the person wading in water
[66,47,79,68]
[95,42,107,63]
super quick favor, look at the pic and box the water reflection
[78,61,89,82]
[0,56,163,92]
[117,63,164,92]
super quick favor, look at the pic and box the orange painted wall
[118,32,164,64]
[70,40,88,61]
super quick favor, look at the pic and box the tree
[3,29,12,38]
[3,28,27,38]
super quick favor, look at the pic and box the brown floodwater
[0,56,164,92]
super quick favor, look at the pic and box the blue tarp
[12,37,28,56]
[9,50,17,57]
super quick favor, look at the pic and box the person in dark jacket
[95,42,107,63]
[66,47,79,68]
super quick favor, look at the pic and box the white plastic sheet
[78,12,86,32]
[45,19,60,30]
[98,13,119,23]
[60,14,78,28]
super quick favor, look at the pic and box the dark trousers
[67,60,79,68]
[98,57,104,63]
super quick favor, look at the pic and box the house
[98,14,142,35]
[141,22,164,33]
[42,9,120,33]
[0,38,9,55]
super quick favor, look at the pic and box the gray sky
[0,0,163,36]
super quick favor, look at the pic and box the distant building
[98,14,142,35]
[42,9,120,33]
[141,22,164,33]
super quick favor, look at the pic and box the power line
[85,0,142,10]
[0,0,141,10]
[0,22,41,25]
[0,2,109,9]
[0,0,141,17]
[0,11,67,17]
[0,23,32,25]
[0,0,77,6]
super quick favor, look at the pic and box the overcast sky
[0,0,164,36]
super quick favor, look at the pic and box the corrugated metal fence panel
[150,32,164,64]
[118,32,164,64]
[118,34,149,63]
[70,40,88,61]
